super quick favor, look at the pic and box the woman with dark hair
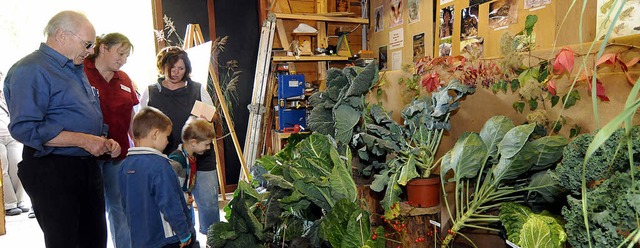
[84,32,138,248]
[139,46,219,237]
[440,7,453,38]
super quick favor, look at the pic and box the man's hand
[106,139,121,157]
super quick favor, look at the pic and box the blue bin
[278,108,306,131]
[278,74,305,99]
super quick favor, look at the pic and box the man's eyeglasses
[69,31,96,50]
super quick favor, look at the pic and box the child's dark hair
[181,117,215,142]
[132,107,172,139]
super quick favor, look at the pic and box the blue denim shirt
[3,43,104,157]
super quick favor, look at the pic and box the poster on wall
[389,0,404,28]
[413,33,425,62]
[524,0,552,10]
[440,0,454,5]
[597,0,640,38]
[389,28,404,49]
[378,46,388,70]
[408,0,420,24]
[391,50,402,70]
[488,0,518,30]
[440,6,454,38]
[374,5,384,32]
[469,0,490,7]
[460,5,479,40]
[439,41,452,57]
[460,37,484,59]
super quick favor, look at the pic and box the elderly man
[3,10,120,248]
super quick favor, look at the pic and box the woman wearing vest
[139,46,220,235]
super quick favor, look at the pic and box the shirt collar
[84,59,122,80]
[39,43,77,69]
[127,147,169,158]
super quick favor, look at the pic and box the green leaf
[492,82,501,94]
[330,147,357,202]
[342,209,372,248]
[319,199,358,247]
[528,98,538,111]
[518,68,540,86]
[513,101,525,113]
[569,125,581,138]
[511,79,520,92]
[262,174,294,189]
[380,170,402,211]
[527,170,563,203]
[441,132,487,182]
[334,104,361,145]
[294,180,334,210]
[308,107,335,135]
[519,215,566,248]
[525,15,538,36]
[479,115,515,162]
[562,90,580,109]
[529,136,567,170]
[499,202,533,244]
[370,168,390,192]
[397,155,420,186]
[551,95,560,107]
[499,123,536,159]
[500,80,508,93]
[345,62,378,97]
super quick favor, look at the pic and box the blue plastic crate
[278,74,305,99]
[278,108,306,131]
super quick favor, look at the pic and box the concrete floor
[0,200,230,247]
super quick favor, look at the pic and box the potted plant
[355,80,474,211]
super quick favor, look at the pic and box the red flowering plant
[372,202,440,247]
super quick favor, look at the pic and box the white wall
[0,0,157,91]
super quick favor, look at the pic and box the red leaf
[596,53,618,66]
[587,78,609,101]
[553,47,575,75]
[421,72,440,92]
[547,80,557,96]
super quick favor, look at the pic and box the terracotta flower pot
[406,175,440,208]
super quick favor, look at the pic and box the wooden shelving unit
[273,13,368,24]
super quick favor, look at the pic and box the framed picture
[440,6,454,38]
[374,5,384,32]
[389,0,404,28]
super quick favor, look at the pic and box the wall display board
[408,0,421,23]
[524,0,551,9]
[596,0,640,39]
[460,5,479,40]
[413,33,425,62]
[488,0,518,30]
[389,0,404,28]
[374,5,384,32]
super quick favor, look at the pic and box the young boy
[119,107,197,248]
[168,117,215,227]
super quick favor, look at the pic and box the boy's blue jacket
[119,147,194,248]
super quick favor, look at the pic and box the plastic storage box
[278,74,305,99]
[278,108,306,131]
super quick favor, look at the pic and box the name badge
[120,84,131,93]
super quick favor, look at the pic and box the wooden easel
[182,24,251,200]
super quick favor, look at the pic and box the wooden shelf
[272,55,349,62]
[273,13,369,24]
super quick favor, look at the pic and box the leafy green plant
[307,62,379,148]
[439,115,567,247]
[499,202,567,248]
[354,81,474,212]
[209,133,380,247]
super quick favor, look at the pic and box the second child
[119,107,197,248]
[168,117,215,227]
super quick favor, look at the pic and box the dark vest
[147,79,215,171]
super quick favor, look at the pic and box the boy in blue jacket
[119,107,197,248]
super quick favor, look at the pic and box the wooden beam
[207,0,216,42]
[273,13,368,24]
[151,0,164,53]
[276,19,289,49]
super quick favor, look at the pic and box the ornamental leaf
[553,47,575,75]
